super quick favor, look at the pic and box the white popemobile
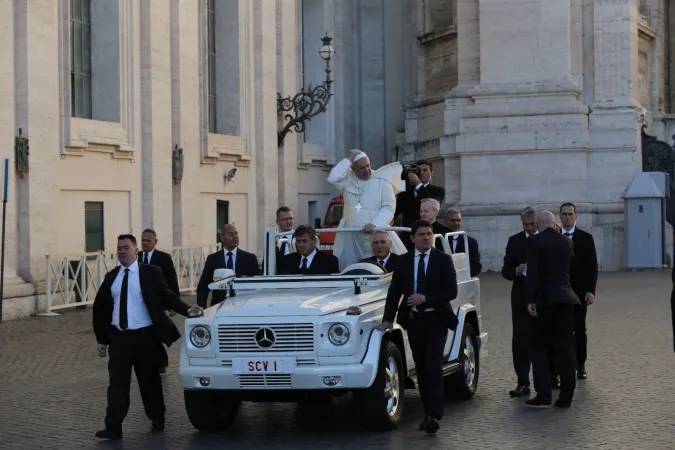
[179,227,488,431]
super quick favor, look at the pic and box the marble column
[140,0,173,241]
[252,0,279,239]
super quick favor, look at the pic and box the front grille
[238,374,292,389]
[217,323,315,353]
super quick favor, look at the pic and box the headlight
[189,325,211,348]
[328,323,350,346]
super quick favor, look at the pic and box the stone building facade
[1,0,672,317]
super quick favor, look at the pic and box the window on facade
[207,0,217,133]
[84,202,104,253]
[216,200,229,244]
[71,0,92,119]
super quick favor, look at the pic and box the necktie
[416,253,426,293]
[143,252,148,264]
[565,232,572,237]
[300,257,308,274]
[378,260,385,268]
[119,268,129,330]
[226,252,234,270]
[280,241,287,255]
[451,238,457,254]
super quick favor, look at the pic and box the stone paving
[0,272,674,449]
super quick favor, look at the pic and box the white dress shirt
[111,261,152,331]
[562,226,575,239]
[414,183,430,197]
[377,253,391,267]
[224,247,238,269]
[412,248,434,312]
[299,248,317,269]
[141,249,154,264]
[278,236,295,256]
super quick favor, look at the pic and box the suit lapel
[138,264,150,306]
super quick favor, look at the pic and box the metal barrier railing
[43,245,219,314]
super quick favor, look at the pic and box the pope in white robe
[327,149,409,270]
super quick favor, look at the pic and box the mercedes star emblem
[255,327,276,348]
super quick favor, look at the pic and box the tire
[445,323,479,400]
[353,339,405,430]
[184,390,240,432]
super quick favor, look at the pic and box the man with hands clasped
[93,234,203,440]
[375,220,459,434]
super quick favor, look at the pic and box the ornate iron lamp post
[277,33,335,147]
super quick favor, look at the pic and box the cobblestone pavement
[1,272,674,449]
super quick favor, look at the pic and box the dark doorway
[216,200,229,244]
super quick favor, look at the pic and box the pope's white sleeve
[327,158,353,191]
[370,183,396,227]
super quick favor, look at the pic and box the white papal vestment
[327,158,409,270]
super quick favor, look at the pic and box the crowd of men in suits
[502,204,598,408]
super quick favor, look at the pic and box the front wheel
[353,339,405,430]
[184,390,240,432]
[445,323,479,400]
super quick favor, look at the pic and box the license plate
[232,358,294,375]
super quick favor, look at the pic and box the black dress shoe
[424,416,440,434]
[95,428,122,440]
[509,385,531,397]
[151,419,165,432]
[419,417,429,430]
[525,395,551,407]
[554,398,572,408]
[577,368,587,379]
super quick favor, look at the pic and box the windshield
[323,203,343,227]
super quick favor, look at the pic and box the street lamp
[277,33,335,147]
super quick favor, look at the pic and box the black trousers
[105,326,166,429]
[407,312,448,419]
[531,303,576,401]
[157,341,169,369]
[574,303,588,368]
[512,305,557,386]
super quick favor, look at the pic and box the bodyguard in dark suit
[524,211,580,408]
[376,220,458,434]
[197,224,261,308]
[444,207,482,277]
[93,234,202,440]
[394,160,445,250]
[279,225,339,275]
[359,230,400,272]
[139,229,180,373]
[502,207,539,396]
[559,202,598,379]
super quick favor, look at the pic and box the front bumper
[180,362,376,391]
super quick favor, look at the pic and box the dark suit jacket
[432,221,452,252]
[382,248,459,331]
[279,250,339,275]
[451,234,482,278]
[501,230,530,309]
[138,250,180,296]
[92,264,190,347]
[525,228,581,307]
[567,227,598,301]
[197,248,261,307]
[395,183,445,228]
[360,253,400,272]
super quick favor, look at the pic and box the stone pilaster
[14,0,61,281]
[252,0,279,241]
[441,0,480,206]
[170,0,202,247]
[139,0,173,241]
[275,0,299,211]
